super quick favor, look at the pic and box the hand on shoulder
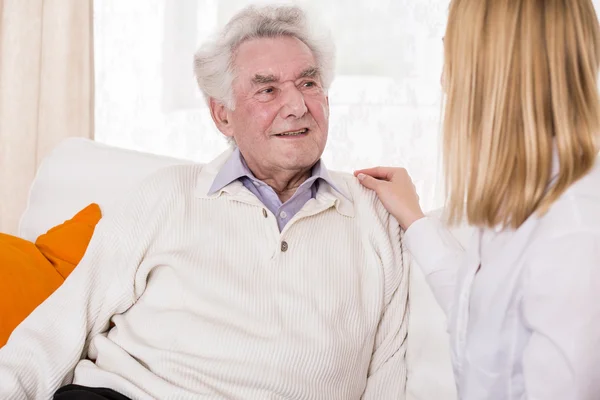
[354,166,426,231]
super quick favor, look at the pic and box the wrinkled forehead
[232,36,318,84]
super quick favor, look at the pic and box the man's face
[219,36,329,175]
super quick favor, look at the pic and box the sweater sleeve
[0,175,161,399]
[361,214,409,399]
[403,217,464,316]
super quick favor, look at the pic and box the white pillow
[18,138,192,241]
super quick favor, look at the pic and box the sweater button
[281,241,289,252]
[262,208,268,218]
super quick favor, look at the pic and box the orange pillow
[0,204,101,347]
[36,203,102,279]
[0,234,64,347]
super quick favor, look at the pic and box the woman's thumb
[356,173,380,191]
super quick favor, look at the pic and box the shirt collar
[195,146,354,217]
[207,147,349,201]
[207,147,255,195]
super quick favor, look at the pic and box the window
[94,0,449,211]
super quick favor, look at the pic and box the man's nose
[278,83,308,119]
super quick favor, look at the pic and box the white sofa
[19,138,473,400]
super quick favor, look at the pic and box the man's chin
[270,141,325,169]
[277,155,321,171]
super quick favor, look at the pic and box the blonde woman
[356,0,600,399]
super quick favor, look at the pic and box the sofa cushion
[19,138,192,242]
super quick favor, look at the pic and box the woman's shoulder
[566,157,600,198]
[536,159,600,237]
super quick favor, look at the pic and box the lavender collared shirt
[208,148,345,231]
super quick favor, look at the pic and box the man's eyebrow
[252,74,278,84]
[251,67,320,85]
[297,67,320,80]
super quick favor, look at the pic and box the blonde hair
[443,0,600,229]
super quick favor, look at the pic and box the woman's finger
[354,166,396,181]
[356,173,384,192]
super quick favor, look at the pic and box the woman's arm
[404,216,464,315]
[355,166,464,315]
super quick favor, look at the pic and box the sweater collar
[195,147,354,217]
[207,147,348,201]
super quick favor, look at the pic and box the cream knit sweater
[0,150,409,400]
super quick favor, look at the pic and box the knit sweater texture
[0,149,409,399]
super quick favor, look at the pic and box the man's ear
[209,98,234,138]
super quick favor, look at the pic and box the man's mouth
[274,128,309,137]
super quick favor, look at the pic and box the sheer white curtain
[0,0,94,235]
[94,0,449,211]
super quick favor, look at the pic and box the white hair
[193,4,336,110]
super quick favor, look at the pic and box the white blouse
[405,161,600,399]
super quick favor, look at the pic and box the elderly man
[0,5,408,400]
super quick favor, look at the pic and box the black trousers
[53,384,131,400]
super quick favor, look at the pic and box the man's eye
[303,81,316,87]
[260,87,275,94]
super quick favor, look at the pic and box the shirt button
[279,211,287,219]
[281,241,289,252]
[262,208,268,218]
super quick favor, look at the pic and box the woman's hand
[354,167,425,231]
